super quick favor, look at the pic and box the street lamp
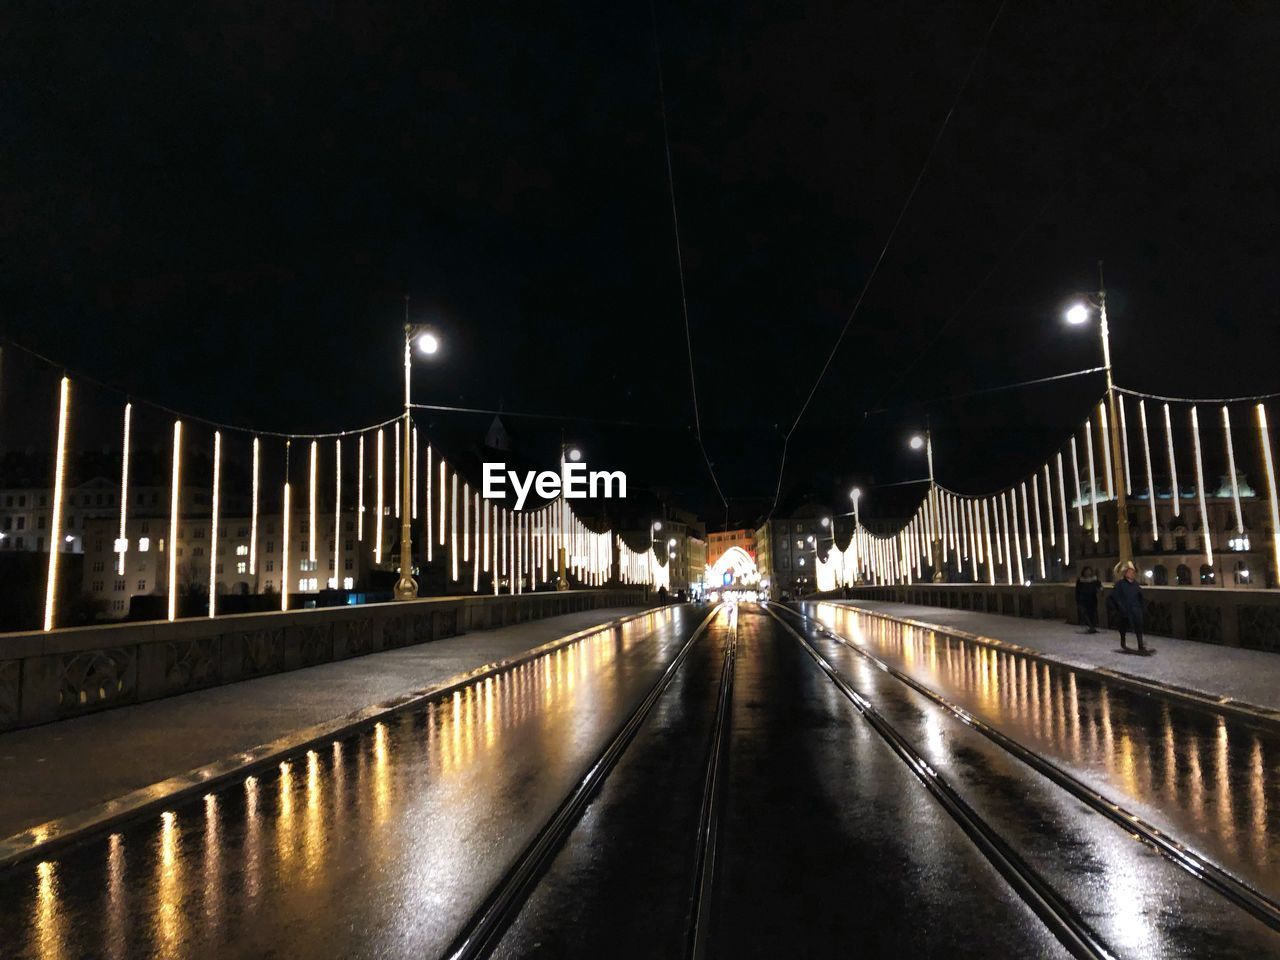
[395,307,442,601]
[554,441,582,591]
[1065,261,1132,573]
[849,488,862,528]
[909,424,944,581]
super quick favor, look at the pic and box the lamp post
[910,426,944,581]
[395,309,440,601]
[1066,261,1132,574]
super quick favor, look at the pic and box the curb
[826,602,1280,733]
[0,606,674,872]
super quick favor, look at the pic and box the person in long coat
[1108,563,1148,653]
[1074,566,1100,633]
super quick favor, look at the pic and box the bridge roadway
[1,602,1278,958]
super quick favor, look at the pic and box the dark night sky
[3,1,1278,525]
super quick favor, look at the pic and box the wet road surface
[2,601,1277,958]
[805,600,1280,900]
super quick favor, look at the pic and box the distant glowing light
[567,447,582,462]
[1066,303,1090,325]
[909,435,925,450]
[417,332,439,355]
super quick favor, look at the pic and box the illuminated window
[300,558,317,572]
[342,577,354,590]
[235,544,249,556]
[236,562,247,574]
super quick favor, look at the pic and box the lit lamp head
[652,521,662,531]
[849,487,862,503]
[821,516,830,528]
[566,447,582,463]
[909,435,925,451]
[1065,303,1091,326]
[415,330,441,355]
[668,538,676,547]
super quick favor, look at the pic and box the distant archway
[707,545,759,587]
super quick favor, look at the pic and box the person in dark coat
[1108,564,1148,653]
[1074,566,1100,633]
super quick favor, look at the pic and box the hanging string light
[308,440,318,563]
[1084,420,1099,541]
[1164,403,1181,517]
[281,478,292,612]
[394,422,401,519]
[1222,406,1245,540]
[472,492,481,592]
[439,457,447,547]
[1117,394,1133,495]
[412,426,419,521]
[375,429,384,564]
[116,402,132,576]
[43,377,71,632]
[1138,401,1159,542]
[451,470,459,582]
[250,436,261,574]
[1190,406,1213,568]
[1256,404,1280,587]
[167,420,183,623]
[982,498,995,584]
[1031,475,1046,579]
[356,434,364,542]
[333,438,342,590]
[209,431,221,618]
[426,444,432,562]
[1098,403,1115,501]
[1056,452,1070,566]
[1070,436,1084,526]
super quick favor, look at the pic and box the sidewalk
[824,600,1280,718]
[0,606,650,839]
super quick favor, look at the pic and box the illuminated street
[3,602,1278,958]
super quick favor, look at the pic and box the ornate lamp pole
[395,302,440,601]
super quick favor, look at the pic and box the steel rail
[763,603,1115,960]
[441,603,723,960]
[685,603,737,958]
[783,600,1280,934]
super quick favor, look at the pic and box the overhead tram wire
[767,0,1012,519]
[651,0,730,526]
[863,366,1105,416]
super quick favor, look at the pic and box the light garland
[308,440,318,563]
[250,437,261,573]
[43,377,71,632]
[116,402,131,576]
[167,420,182,623]
[1070,436,1084,526]
[1190,406,1213,567]
[1099,403,1115,501]
[1164,403,1181,517]
[356,434,364,542]
[333,438,342,590]
[1222,406,1245,540]
[1118,394,1133,494]
[375,429,384,564]
[1084,420,1099,542]
[209,431,221,618]
[1256,404,1280,586]
[281,480,291,611]
[1139,401,1158,542]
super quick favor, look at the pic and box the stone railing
[819,583,1280,653]
[0,588,650,732]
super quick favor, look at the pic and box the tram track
[774,600,1280,935]
[441,602,737,960]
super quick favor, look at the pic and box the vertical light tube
[1032,474,1046,579]
[1056,453,1070,566]
[412,427,419,520]
[1020,482,1032,557]
[43,377,71,632]
[969,500,980,581]
[1256,404,1280,587]
[394,422,401,519]
[492,504,499,595]
[463,481,470,561]
[1084,421,1099,541]
[1139,401,1159,542]
[1070,436,1084,525]
[116,402,132,576]
[209,431,221,618]
[333,438,342,589]
[1000,493,1014,585]
[1099,403,1115,500]
[356,434,365,542]
[1190,406,1213,567]
[1222,406,1245,540]
[451,471,459,581]
[375,429,384,564]
[167,420,182,623]
[1043,465,1055,546]
[1164,403,1181,517]
[1118,394,1133,494]
[992,494,1003,564]
[425,445,433,561]
[473,492,481,592]
[483,496,490,570]
[1010,491,1024,583]
[308,440,318,563]
[982,498,995,585]
[281,481,291,611]
[438,458,447,545]
[250,437,261,574]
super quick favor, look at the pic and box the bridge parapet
[0,588,649,732]
[819,583,1280,654]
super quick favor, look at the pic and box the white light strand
[1256,404,1280,588]
[1099,403,1115,501]
[1222,406,1245,541]
[1056,452,1070,567]
[483,496,490,571]
[308,440,318,563]
[167,420,182,623]
[451,470,459,582]
[1164,403,1181,517]
[412,426,418,521]
[334,438,342,590]
[116,402,131,576]
[1084,421,1099,542]
[439,457,447,546]
[1020,482,1032,558]
[394,422,401,519]
[968,499,980,581]
[473,492,481,591]
[1031,475,1046,579]
[1009,490,1024,583]
[1043,464,1056,547]
[250,436,261,574]
[1190,406,1213,567]
[982,498,995,585]
[1070,436,1084,526]
[426,444,433,562]
[375,429,384,564]
[209,431,221,618]
[463,481,470,562]
[356,434,364,542]
[1000,492,1013,585]
[1118,394,1133,495]
[43,377,71,632]
[1139,401,1159,542]
[281,480,291,612]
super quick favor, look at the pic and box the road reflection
[814,602,1280,892]
[0,610,680,960]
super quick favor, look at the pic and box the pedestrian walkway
[821,600,1280,717]
[0,606,651,838]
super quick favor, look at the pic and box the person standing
[1108,563,1148,654]
[1074,566,1100,634]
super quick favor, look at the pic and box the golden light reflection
[202,794,220,931]
[155,811,183,958]
[304,749,325,880]
[34,859,64,960]
[374,721,390,825]
[106,834,126,960]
